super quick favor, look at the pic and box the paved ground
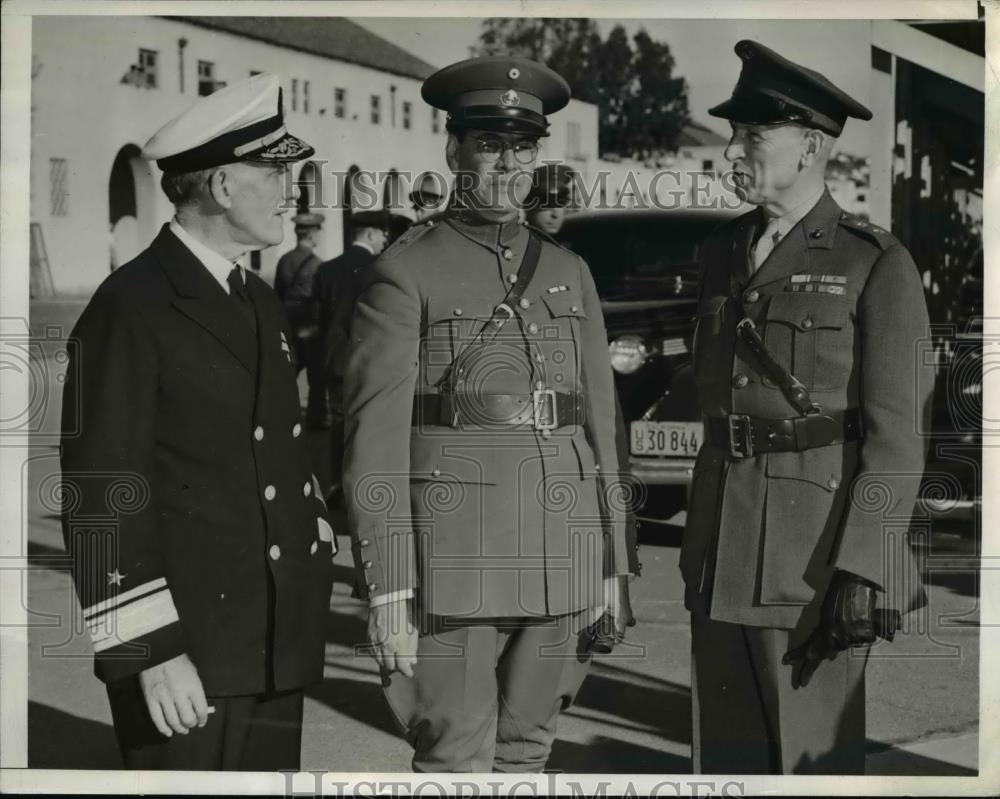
[18,300,981,775]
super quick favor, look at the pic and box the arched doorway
[296,160,321,214]
[108,145,156,270]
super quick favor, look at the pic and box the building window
[567,121,582,158]
[138,49,158,89]
[50,158,69,217]
[197,60,216,96]
[402,101,412,130]
[249,69,262,77]
[702,159,714,172]
[371,95,381,125]
[303,80,310,113]
[334,88,346,119]
[431,108,440,134]
[291,78,298,111]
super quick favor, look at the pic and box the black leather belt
[412,391,584,430]
[705,409,862,459]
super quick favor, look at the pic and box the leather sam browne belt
[705,409,862,459]
[413,390,585,430]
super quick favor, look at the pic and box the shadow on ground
[548,735,688,773]
[865,742,977,777]
[574,666,691,751]
[29,701,121,769]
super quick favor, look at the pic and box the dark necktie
[752,217,782,272]
[227,266,257,333]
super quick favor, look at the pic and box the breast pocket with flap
[761,292,852,392]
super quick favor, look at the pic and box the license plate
[631,421,702,456]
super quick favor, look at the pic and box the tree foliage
[473,19,691,159]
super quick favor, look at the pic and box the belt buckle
[728,414,753,458]
[533,389,558,431]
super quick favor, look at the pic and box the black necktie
[227,266,257,333]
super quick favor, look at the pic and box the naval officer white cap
[142,73,314,172]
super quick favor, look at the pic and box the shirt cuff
[369,589,414,608]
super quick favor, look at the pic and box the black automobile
[556,207,738,523]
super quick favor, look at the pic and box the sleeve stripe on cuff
[88,588,180,652]
[83,577,168,621]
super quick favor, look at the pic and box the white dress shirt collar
[169,219,245,294]
[765,184,827,241]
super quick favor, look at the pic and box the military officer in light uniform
[682,40,934,774]
[342,56,635,773]
[60,74,335,770]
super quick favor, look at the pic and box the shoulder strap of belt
[734,300,822,416]
[437,234,543,398]
[476,232,542,344]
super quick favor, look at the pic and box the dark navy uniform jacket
[60,225,334,696]
[682,190,933,629]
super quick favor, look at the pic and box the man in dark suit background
[312,211,388,505]
[60,74,335,771]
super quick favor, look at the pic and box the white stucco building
[31,16,598,295]
[593,121,742,212]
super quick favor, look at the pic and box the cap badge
[500,89,521,107]
[508,68,521,80]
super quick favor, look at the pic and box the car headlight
[609,335,648,374]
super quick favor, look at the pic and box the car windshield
[558,214,724,299]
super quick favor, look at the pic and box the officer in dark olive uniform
[408,172,450,222]
[524,163,576,235]
[274,211,327,428]
[682,40,934,774]
[342,56,635,773]
[60,74,335,771]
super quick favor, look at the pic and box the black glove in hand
[585,576,636,654]
[782,570,901,687]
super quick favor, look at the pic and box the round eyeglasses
[474,136,540,165]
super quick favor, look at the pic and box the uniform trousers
[294,334,328,429]
[106,676,304,771]
[690,610,869,775]
[383,612,592,773]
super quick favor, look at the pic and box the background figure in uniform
[60,74,336,771]
[524,163,576,235]
[312,210,389,510]
[274,212,328,429]
[341,56,635,773]
[408,171,450,222]
[682,41,934,774]
[386,210,415,248]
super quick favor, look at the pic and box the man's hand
[586,576,635,654]
[368,599,418,678]
[783,570,901,686]
[138,653,209,737]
